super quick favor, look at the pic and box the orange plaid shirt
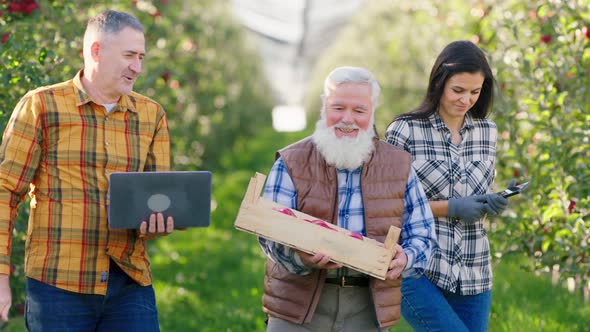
[0,71,170,295]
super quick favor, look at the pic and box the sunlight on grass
[154,282,204,311]
[149,224,590,331]
[490,255,590,332]
[3,234,588,332]
[150,225,268,331]
[3,212,588,332]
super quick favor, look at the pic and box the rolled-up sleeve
[258,157,312,275]
[400,168,436,278]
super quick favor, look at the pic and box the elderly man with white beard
[258,66,436,332]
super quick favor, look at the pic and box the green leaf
[541,239,552,252]
[38,48,48,64]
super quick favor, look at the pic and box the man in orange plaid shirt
[0,10,175,331]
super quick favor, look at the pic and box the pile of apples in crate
[273,207,364,241]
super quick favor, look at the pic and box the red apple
[513,168,520,178]
[161,71,170,83]
[348,232,364,241]
[272,207,297,217]
[1,33,10,44]
[568,200,576,214]
[7,2,24,13]
[23,2,39,15]
[303,219,337,231]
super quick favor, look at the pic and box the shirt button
[105,141,109,146]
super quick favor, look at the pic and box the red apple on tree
[540,34,552,43]
[568,200,576,214]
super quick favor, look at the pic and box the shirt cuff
[286,247,313,276]
[402,268,424,278]
[403,247,416,272]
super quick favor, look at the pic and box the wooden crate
[234,172,400,280]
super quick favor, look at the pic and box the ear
[90,41,100,62]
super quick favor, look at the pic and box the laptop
[108,171,212,229]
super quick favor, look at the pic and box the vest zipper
[304,170,338,323]
[331,168,339,225]
[359,172,380,327]
[303,271,323,322]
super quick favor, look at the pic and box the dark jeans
[401,274,491,332]
[25,261,160,332]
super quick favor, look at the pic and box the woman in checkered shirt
[385,40,512,332]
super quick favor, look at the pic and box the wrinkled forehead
[102,27,146,51]
[325,81,371,97]
[325,82,372,106]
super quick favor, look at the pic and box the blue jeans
[401,275,491,332]
[25,261,160,332]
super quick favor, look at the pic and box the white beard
[312,120,375,171]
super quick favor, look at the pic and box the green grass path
[3,226,588,331]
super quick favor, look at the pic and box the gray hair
[321,66,381,111]
[86,10,144,35]
[83,10,144,63]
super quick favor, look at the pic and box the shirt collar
[337,166,362,174]
[72,70,138,113]
[428,112,475,133]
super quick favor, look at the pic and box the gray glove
[448,195,489,223]
[449,194,510,223]
[482,193,509,215]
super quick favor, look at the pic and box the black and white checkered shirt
[385,112,497,295]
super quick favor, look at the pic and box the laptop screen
[108,171,212,229]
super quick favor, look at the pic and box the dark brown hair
[394,40,494,122]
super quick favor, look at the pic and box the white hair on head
[320,66,381,117]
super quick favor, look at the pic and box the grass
[4,230,588,331]
[142,244,590,332]
[489,255,590,332]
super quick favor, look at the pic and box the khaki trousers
[266,283,380,332]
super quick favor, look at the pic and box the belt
[325,276,369,287]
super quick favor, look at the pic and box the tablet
[108,171,212,229]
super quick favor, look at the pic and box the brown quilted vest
[262,137,411,328]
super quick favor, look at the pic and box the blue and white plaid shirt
[259,156,436,278]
